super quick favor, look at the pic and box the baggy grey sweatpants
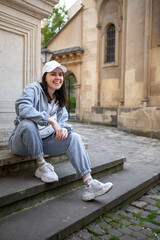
[9,119,91,177]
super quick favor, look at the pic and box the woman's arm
[48,107,73,140]
[15,84,49,126]
[57,107,73,132]
[48,117,68,140]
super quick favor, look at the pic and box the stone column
[141,0,152,106]
[120,0,127,106]
[74,83,81,120]
[96,23,102,106]
[158,0,160,46]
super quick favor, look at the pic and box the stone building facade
[0,0,58,128]
[46,0,160,138]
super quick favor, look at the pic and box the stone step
[0,150,68,177]
[0,163,159,240]
[0,137,88,177]
[0,155,125,217]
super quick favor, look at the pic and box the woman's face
[45,67,64,95]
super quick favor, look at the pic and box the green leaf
[41,4,68,47]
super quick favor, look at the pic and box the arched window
[65,73,76,119]
[105,24,115,63]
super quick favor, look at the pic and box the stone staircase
[0,148,125,218]
[0,126,160,240]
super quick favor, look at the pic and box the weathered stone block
[131,201,148,209]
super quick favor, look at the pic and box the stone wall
[118,107,160,139]
[90,107,117,126]
[47,10,82,51]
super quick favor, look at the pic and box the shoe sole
[83,183,113,201]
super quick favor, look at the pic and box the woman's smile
[45,68,64,97]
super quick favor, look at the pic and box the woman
[9,60,113,201]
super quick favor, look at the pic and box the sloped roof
[52,46,84,54]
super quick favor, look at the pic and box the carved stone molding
[0,7,42,114]
[96,23,102,30]
[0,0,58,19]
[51,48,84,65]
[74,84,81,89]
[0,11,38,87]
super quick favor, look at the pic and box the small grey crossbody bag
[38,114,57,139]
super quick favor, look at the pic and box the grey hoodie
[12,81,72,134]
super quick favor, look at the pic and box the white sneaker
[35,163,59,183]
[82,179,113,201]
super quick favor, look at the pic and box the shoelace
[45,163,54,172]
[91,179,102,186]
[90,180,103,191]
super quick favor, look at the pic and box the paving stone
[144,205,159,211]
[140,228,155,237]
[121,219,131,226]
[140,196,157,206]
[155,185,160,192]
[120,236,136,240]
[125,206,142,214]
[99,221,111,231]
[147,194,160,201]
[65,236,80,240]
[142,221,160,229]
[107,228,123,237]
[75,229,92,240]
[118,226,134,235]
[148,188,159,195]
[87,223,106,236]
[117,210,134,218]
[155,215,160,223]
[129,224,142,231]
[103,217,113,223]
[132,231,147,239]
[101,235,111,240]
[140,210,150,218]
[109,222,120,228]
[130,218,141,224]
[131,200,148,209]
[111,214,122,219]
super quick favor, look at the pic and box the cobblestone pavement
[65,122,160,240]
[65,185,160,240]
[71,122,160,168]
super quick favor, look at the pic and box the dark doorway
[65,73,76,119]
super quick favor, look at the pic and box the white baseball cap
[42,60,67,75]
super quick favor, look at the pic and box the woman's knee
[68,132,83,147]
[21,119,37,129]
[70,132,81,142]
[19,119,38,136]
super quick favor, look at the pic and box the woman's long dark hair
[40,72,67,107]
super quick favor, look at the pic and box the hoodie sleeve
[57,107,73,132]
[15,84,49,126]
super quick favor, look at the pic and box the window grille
[105,24,115,63]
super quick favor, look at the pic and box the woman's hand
[48,118,68,140]
[55,127,68,141]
